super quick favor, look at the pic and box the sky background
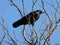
[0,0,60,45]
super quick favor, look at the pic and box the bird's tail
[13,19,23,28]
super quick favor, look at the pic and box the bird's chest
[26,13,39,24]
[34,14,39,20]
[30,14,39,24]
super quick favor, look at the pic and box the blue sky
[0,0,60,45]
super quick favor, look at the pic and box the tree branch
[9,0,23,17]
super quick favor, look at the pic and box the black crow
[13,10,43,28]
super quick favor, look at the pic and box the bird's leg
[32,24,34,30]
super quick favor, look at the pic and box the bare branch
[5,40,12,45]
[22,25,31,44]
[0,16,17,45]
[43,18,60,45]
[7,29,17,45]
[41,0,51,22]
[22,0,25,15]
[32,0,38,11]
[0,16,6,45]
[9,0,23,17]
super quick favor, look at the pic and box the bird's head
[35,10,43,15]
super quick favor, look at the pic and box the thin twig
[41,0,51,22]
[32,0,38,11]
[9,0,23,17]
[22,25,31,44]
[43,18,60,45]
[22,0,25,16]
